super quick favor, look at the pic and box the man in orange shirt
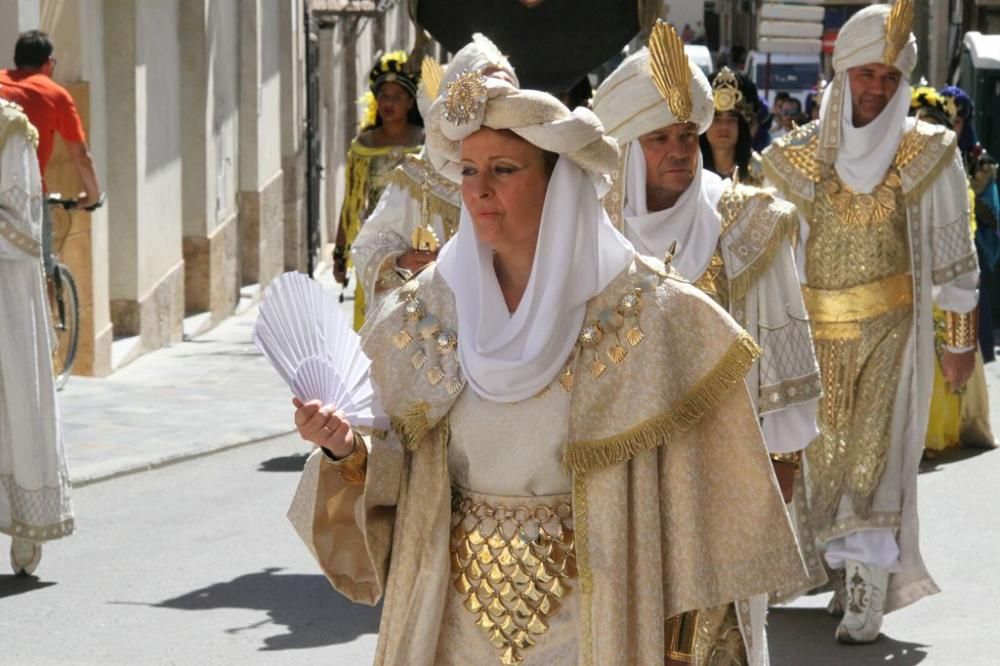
[0,30,102,269]
[0,30,101,207]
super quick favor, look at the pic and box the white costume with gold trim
[290,54,805,664]
[0,100,74,543]
[351,154,460,316]
[591,29,819,664]
[764,117,976,612]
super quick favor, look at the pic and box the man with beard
[593,21,819,663]
[761,1,977,643]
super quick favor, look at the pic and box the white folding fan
[252,271,388,430]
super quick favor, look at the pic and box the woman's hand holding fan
[252,272,390,435]
[291,398,355,457]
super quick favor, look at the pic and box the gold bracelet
[326,434,368,485]
[770,450,802,468]
[943,310,978,349]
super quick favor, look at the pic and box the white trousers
[823,528,900,572]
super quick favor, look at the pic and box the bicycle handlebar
[46,192,107,212]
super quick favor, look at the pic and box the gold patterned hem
[815,511,901,545]
[666,604,747,665]
[450,488,576,665]
[759,372,823,413]
[1,516,75,542]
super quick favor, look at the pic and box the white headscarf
[621,140,724,279]
[592,42,722,279]
[822,80,912,193]
[427,75,633,402]
[818,3,918,192]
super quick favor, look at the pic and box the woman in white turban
[287,60,804,665]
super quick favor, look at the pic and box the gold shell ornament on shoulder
[443,70,489,126]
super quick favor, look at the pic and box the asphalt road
[3,430,999,665]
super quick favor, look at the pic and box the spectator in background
[769,91,792,140]
[0,30,101,206]
[0,30,103,271]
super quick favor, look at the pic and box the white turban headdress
[818,1,918,192]
[591,22,715,145]
[416,33,519,118]
[424,72,620,195]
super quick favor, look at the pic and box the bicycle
[44,192,105,389]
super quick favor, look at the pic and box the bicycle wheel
[48,262,80,389]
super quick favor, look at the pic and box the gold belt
[450,489,576,666]
[803,273,913,324]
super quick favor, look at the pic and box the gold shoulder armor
[894,120,958,198]
[766,121,821,184]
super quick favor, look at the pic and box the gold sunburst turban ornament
[883,0,914,66]
[648,20,693,124]
[443,70,489,125]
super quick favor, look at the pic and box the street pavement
[2,267,1000,664]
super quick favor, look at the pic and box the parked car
[685,44,715,76]
[955,31,1000,158]
[744,51,821,107]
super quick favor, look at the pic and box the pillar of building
[280,0,308,273]
[104,0,184,351]
[238,0,284,289]
[179,0,240,328]
[0,1,39,68]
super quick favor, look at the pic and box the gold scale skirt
[436,487,579,666]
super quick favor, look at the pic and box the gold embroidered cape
[288,256,807,665]
[762,119,978,613]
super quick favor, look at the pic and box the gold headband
[711,67,753,125]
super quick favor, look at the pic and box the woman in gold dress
[290,68,804,665]
[910,85,997,455]
[334,51,424,329]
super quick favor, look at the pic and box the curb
[69,428,297,488]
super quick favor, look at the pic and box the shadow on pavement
[919,445,994,475]
[0,574,57,598]
[769,607,929,665]
[147,567,380,651]
[258,453,309,473]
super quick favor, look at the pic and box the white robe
[0,120,74,542]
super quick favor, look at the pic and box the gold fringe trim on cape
[391,400,431,451]
[726,202,800,306]
[562,332,762,475]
